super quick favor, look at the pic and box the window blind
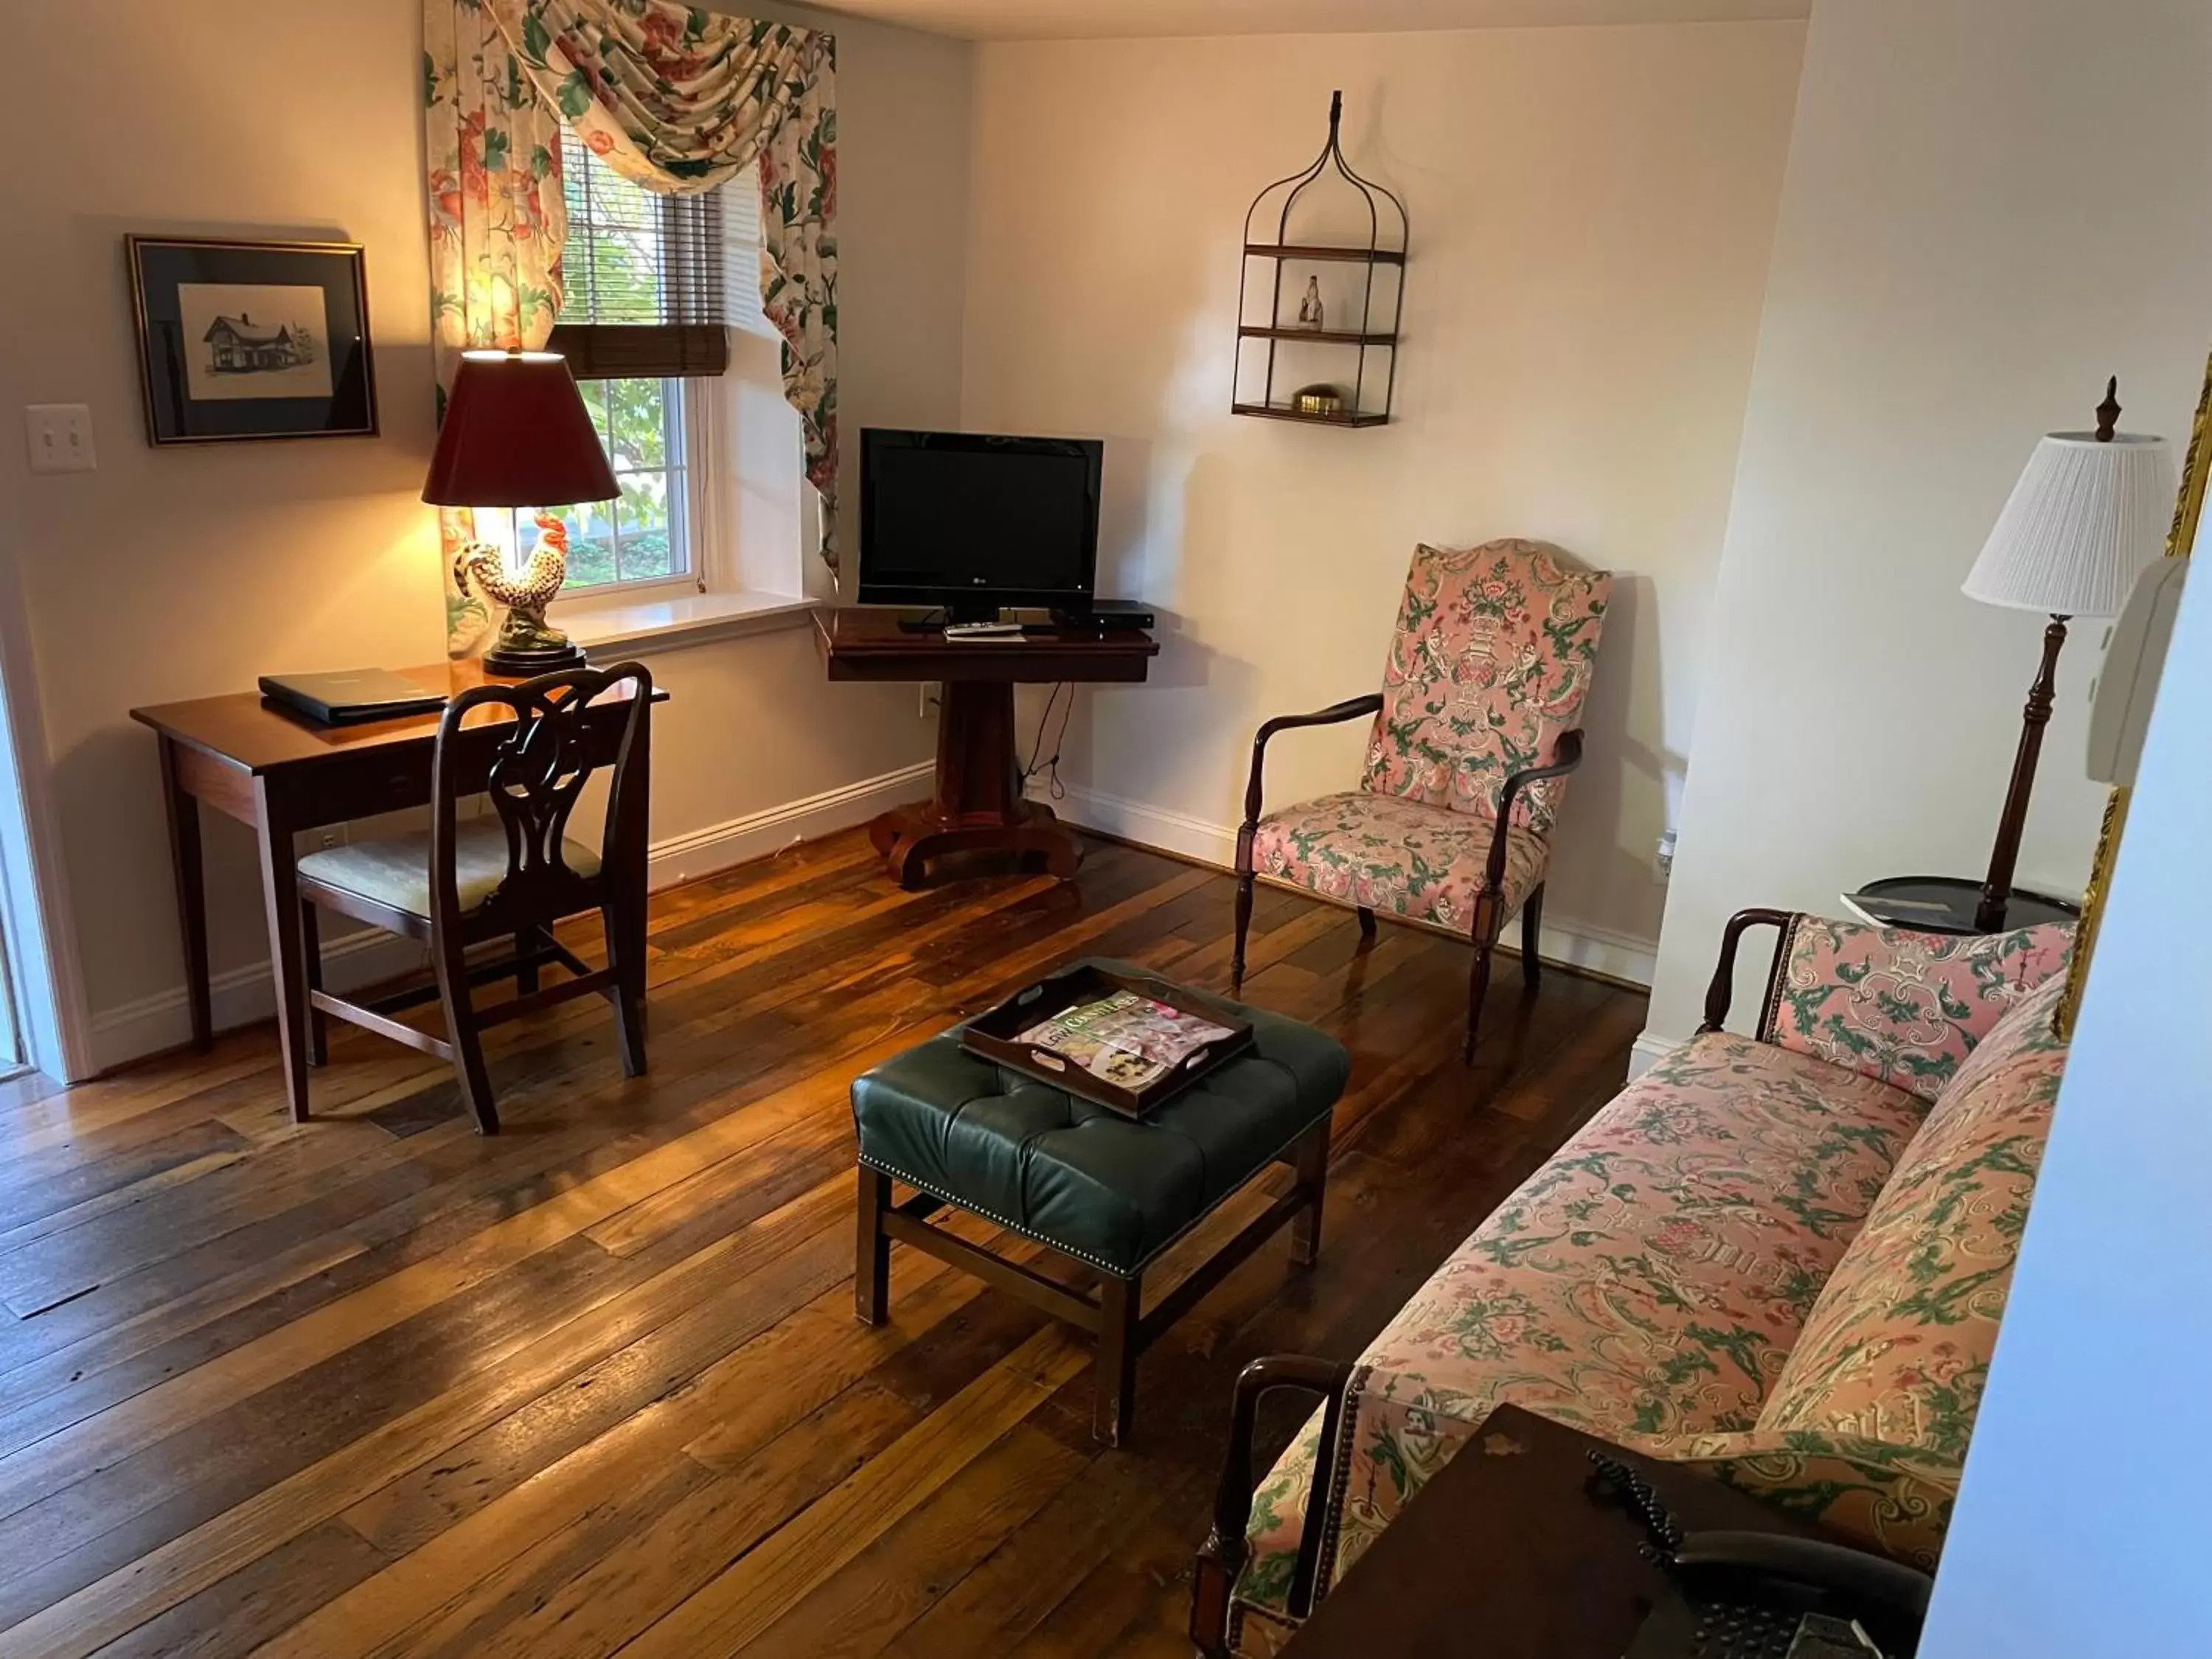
[547,128,730,379]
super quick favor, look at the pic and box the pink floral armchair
[1234,540,1612,1062]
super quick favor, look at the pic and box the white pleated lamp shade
[1964,431,2173,618]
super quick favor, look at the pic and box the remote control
[942,621,1026,639]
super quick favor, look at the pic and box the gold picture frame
[2056,344,2211,1036]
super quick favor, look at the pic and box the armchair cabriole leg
[1520,882,1545,992]
[1464,888,1499,1067]
[1356,905,1377,945]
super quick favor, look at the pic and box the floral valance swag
[425,0,838,652]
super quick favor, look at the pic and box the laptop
[258,669,448,726]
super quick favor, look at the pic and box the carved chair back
[1360,539,1610,838]
[431,661,653,939]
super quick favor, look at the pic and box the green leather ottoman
[851,959,1351,1446]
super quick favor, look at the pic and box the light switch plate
[24,404,97,473]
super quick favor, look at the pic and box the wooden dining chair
[293,662,653,1133]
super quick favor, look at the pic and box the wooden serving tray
[962,964,1256,1119]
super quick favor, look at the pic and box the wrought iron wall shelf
[1231,402,1391,428]
[1233,92,1408,429]
[1241,243,1407,265]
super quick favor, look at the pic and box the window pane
[605,377,667,469]
[616,472,676,581]
[558,499,618,590]
[537,377,687,594]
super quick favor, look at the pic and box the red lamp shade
[421,349,619,508]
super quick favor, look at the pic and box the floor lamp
[1961,379,2172,932]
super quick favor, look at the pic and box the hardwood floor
[0,830,1645,1658]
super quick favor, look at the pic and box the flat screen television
[858,428,1103,619]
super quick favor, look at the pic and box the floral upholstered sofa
[1191,910,2076,1658]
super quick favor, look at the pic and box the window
[564,376,689,589]
[533,131,809,625]
[546,131,728,597]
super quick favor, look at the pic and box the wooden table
[131,661,664,1120]
[815,608,1158,886]
[1276,1406,1832,1657]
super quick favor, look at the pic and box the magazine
[1016,990,1238,1093]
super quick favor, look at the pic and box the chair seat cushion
[849,961,1350,1276]
[296,819,600,920]
[1251,791,1547,933]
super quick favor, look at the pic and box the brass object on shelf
[1291,384,1346,418]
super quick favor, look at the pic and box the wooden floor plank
[0,827,1646,1657]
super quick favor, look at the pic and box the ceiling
[798,0,1809,42]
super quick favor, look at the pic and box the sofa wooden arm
[1697,907,1794,1034]
[1189,1354,1357,1658]
[1236,695,1386,858]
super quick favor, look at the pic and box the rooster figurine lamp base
[421,347,620,683]
[456,511,588,678]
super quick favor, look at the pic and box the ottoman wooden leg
[1095,1273,1141,1447]
[1290,1117,1331,1268]
[856,1166,891,1326]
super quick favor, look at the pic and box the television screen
[858,429,1102,611]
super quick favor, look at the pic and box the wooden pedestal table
[815,608,1159,887]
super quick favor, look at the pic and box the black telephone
[1589,1453,1933,1659]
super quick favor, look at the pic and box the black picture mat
[128,237,378,445]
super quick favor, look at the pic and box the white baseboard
[88,929,428,1076]
[87,759,936,1075]
[1628,1030,1680,1080]
[645,759,932,890]
[1043,782,1659,988]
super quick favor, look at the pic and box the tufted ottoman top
[851,961,1351,1276]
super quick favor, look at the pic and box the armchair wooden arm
[1697,906,1795,1034]
[1238,695,1387,849]
[1189,1354,1359,1659]
[1231,695,1384,989]
[1484,728,1586,913]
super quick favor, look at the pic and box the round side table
[1843,874,2081,936]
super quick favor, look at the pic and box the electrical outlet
[24,404,97,473]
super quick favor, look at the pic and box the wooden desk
[816,608,1158,886]
[130,661,664,1119]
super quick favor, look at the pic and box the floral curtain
[424,1,568,652]
[485,1,837,563]
[425,1,841,652]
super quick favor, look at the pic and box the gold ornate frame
[2056,346,2212,1036]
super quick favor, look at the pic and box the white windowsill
[561,590,818,654]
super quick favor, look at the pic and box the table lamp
[422,349,619,677]
[1960,377,2172,931]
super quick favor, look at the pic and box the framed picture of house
[126,237,378,445]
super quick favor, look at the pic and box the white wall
[958,23,1804,981]
[1921,542,2211,1649]
[0,0,967,1073]
[1644,0,2212,1051]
